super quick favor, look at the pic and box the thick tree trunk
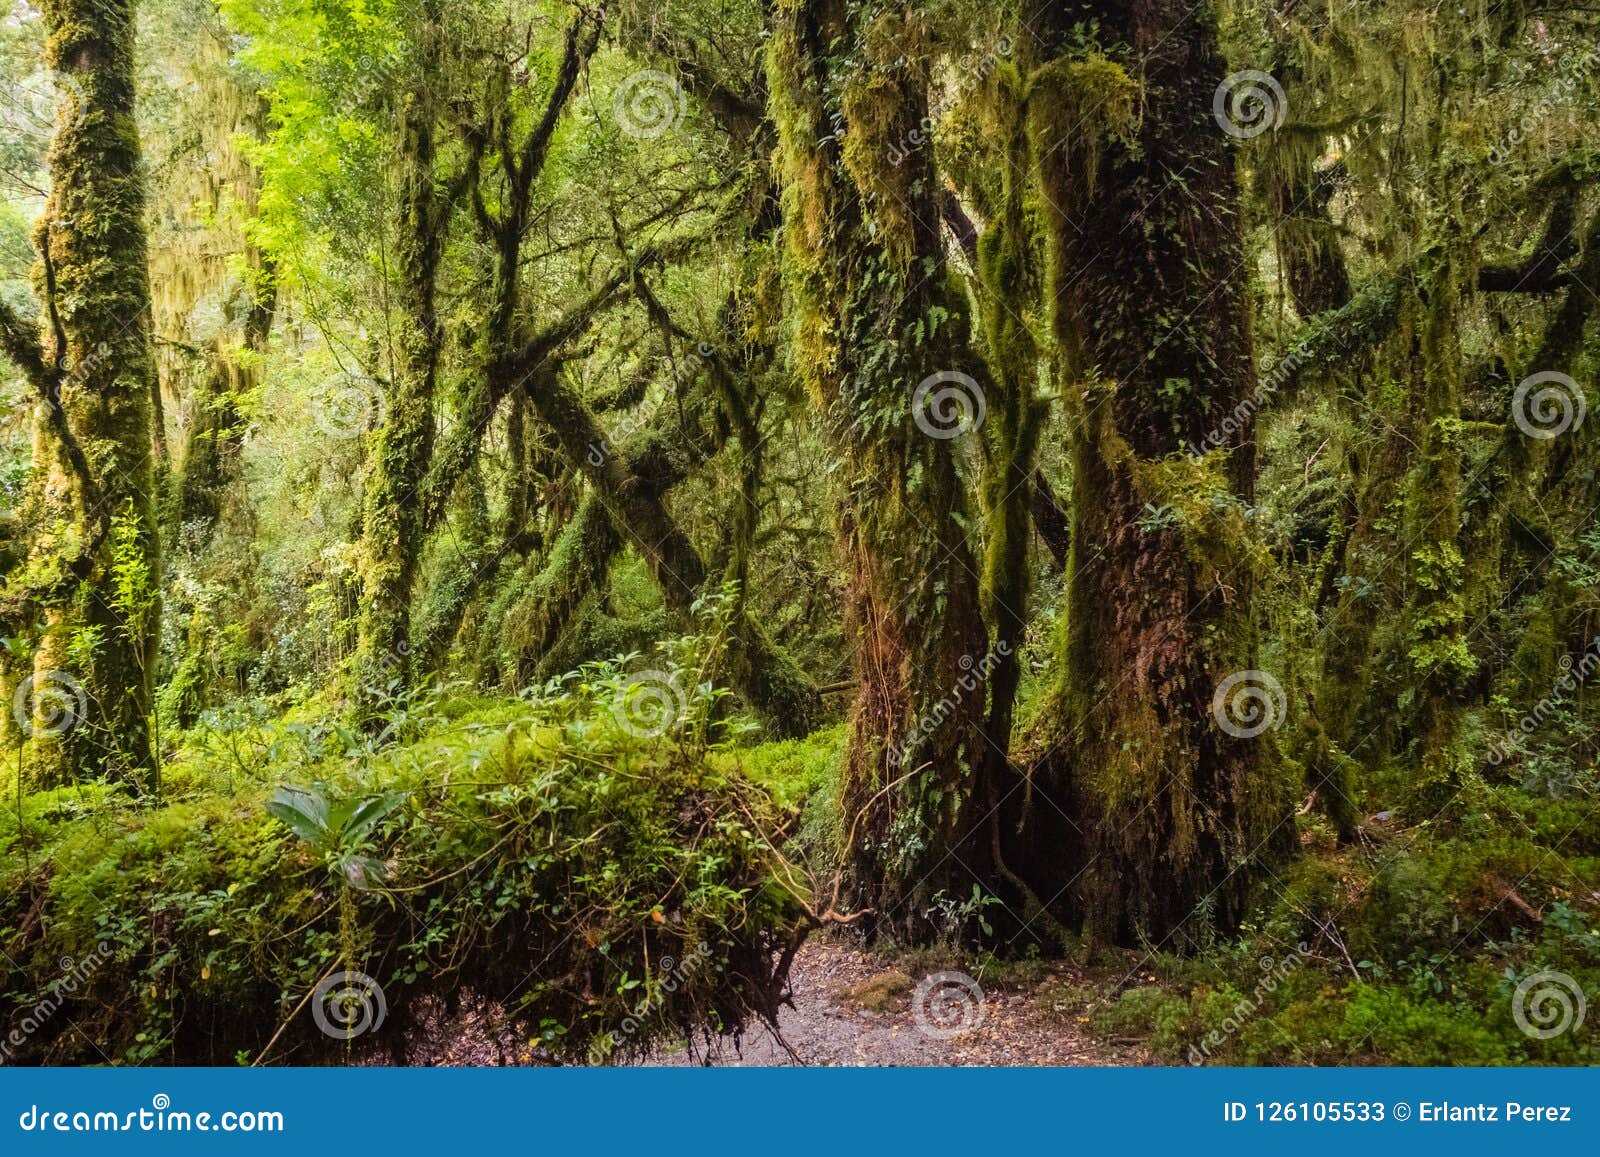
[503,492,621,685]
[770,0,990,934]
[355,3,446,698]
[1027,0,1290,946]
[32,0,162,787]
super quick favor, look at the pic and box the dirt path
[403,937,1145,1066]
[651,938,1146,1067]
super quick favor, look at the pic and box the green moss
[1,665,802,1063]
[1081,782,1600,1065]
[1338,986,1518,1065]
[24,0,162,788]
[717,724,845,875]
[1027,54,1138,193]
[1090,986,1191,1053]
[1130,449,1270,586]
[836,969,912,1012]
[768,0,989,933]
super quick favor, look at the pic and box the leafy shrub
[1090,986,1191,1054]
[719,723,844,875]
[0,614,801,1065]
[1086,802,1600,1065]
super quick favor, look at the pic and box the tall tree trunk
[32,0,161,788]
[1027,0,1290,945]
[1402,258,1473,809]
[770,0,989,934]
[355,2,446,699]
[177,248,276,535]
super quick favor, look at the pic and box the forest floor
[646,938,1147,1067]
[402,936,1148,1066]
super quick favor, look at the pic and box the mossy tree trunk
[1390,65,1476,810]
[966,60,1056,923]
[770,0,990,933]
[30,0,161,788]
[1401,259,1473,807]
[176,251,276,536]
[1027,0,1289,946]
[354,0,447,700]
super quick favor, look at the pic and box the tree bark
[27,0,162,787]
[1027,0,1291,945]
[354,0,447,698]
[770,0,990,934]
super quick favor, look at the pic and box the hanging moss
[1026,53,1138,196]
[354,0,447,704]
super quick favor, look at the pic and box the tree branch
[515,11,603,190]
[0,296,51,392]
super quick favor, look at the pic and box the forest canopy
[0,0,1598,1067]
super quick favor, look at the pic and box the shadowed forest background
[1,0,1599,1066]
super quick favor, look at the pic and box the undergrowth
[0,598,804,1065]
[1061,796,1600,1066]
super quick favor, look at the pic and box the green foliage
[2,0,1600,1071]
[264,784,405,890]
[0,620,800,1064]
[1074,796,1600,1065]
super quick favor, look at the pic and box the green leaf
[264,786,332,849]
